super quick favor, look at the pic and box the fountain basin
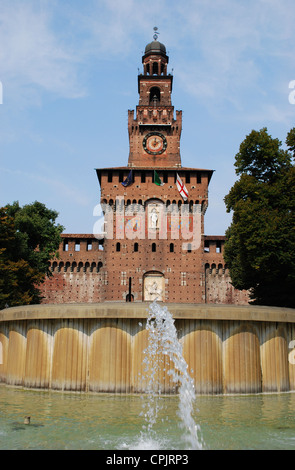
[1,302,295,394]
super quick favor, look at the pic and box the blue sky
[0,0,294,236]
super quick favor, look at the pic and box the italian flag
[154,170,165,186]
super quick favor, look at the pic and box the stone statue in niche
[150,208,159,229]
[148,204,161,230]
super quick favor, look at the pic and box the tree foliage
[224,127,295,308]
[0,201,64,309]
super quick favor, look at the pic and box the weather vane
[153,26,159,40]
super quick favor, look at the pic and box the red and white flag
[176,174,188,201]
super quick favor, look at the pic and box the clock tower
[128,35,182,168]
[95,31,214,303]
[41,30,249,308]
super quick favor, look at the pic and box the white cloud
[0,166,90,207]
[244,103,295,126]
[1,0,294,111]
[0,1,85,102]
[166,0,295,128]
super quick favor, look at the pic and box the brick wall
[40,233,249,306]
[204,236,249,305]
[40,234,105,304]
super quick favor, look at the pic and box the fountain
[140,301,203,450]
[1,301,295,394]
[1,301,295,449]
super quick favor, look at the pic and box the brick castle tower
[96,32,214,303]
[41,32,249,306]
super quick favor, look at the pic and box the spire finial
[153,26,159,41]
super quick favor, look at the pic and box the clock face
[143,132,167,155]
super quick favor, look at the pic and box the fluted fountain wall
[1,303,295,394]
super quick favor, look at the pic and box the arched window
[58,262,64,272]
[77,262,83,272]
[65,261,70,272]
[134,242,139,252]
[149,86,160,104]
[97,262,103,273]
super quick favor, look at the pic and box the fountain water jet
[140,301,204,450]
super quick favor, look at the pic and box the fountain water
[139,301,204,450]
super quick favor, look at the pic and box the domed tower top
[142,27,169,75]
[144,39,167,56]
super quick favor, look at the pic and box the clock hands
[152,137,159,148]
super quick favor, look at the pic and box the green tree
[286,127,295,157]
[0,201,64,309]
[224,127,295,308]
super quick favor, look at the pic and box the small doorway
[126,277,134,302]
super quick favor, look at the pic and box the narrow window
[170,243,174,253]
[216,241,221,253]
[75,241,80,252]
[181,272,187,286]
[126,277,133,302]
[121,272,126,285]
[134,242,139,252]
[108,171,112,183]
[152,243,156,252]
[116,242,121,252]
[63,240,69,252]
